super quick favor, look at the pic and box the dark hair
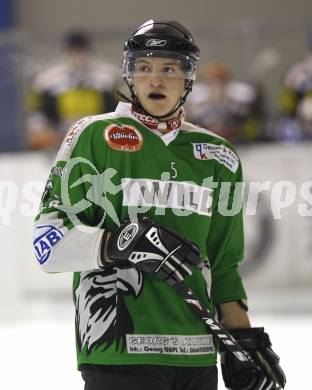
[64,31,90,50]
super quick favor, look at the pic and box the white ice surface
[1,311,309,390]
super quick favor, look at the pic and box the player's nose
[149,75,165,88]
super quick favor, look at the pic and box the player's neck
[131,105,184,133]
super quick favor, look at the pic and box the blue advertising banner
[0,1,22,151]
[0,0,13,29]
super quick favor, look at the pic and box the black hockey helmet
[121,19,200,119]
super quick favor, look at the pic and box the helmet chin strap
[122,78,193,120]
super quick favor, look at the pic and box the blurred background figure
[185,61,265,143]
[25,30,119,150]
[277,28,312,141]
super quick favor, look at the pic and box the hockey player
[26,30,119,150]
[278,29,312,140]
[34,20,286,390]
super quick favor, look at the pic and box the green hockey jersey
[34,102,247,368]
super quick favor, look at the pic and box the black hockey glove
[221,327,286,390]
[104,217,201,285]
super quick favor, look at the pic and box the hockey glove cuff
[102,217,201,285]
[221,327,286,390]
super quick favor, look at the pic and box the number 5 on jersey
[170,162,178,179]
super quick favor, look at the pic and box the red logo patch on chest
[104,124,143,152]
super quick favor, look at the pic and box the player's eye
[162,65,184,77]
[163,66,176,73]
[135,64,152,73]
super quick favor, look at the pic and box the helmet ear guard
[121,20,199,119]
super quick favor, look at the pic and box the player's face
[133,57,185,119]
[67,48,90,71]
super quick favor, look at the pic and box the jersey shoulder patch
[182,122,240,174]
[192,142,240,173]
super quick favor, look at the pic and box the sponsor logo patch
[126,334,215,355]
[117,223,139,251]
[104,124,143,152]
[122,178,213,216]
[146,39,167,47]
[33,225,64,265]
[192,143,239,173]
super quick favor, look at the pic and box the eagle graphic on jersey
[75,267,144,355]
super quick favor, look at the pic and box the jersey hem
[77,357,217,370]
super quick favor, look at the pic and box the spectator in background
[278,29,312,141]
[185,61,265,144]
[25,30,119,150]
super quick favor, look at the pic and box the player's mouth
[148,92,167,100]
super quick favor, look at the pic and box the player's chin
[145,99,174,117]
